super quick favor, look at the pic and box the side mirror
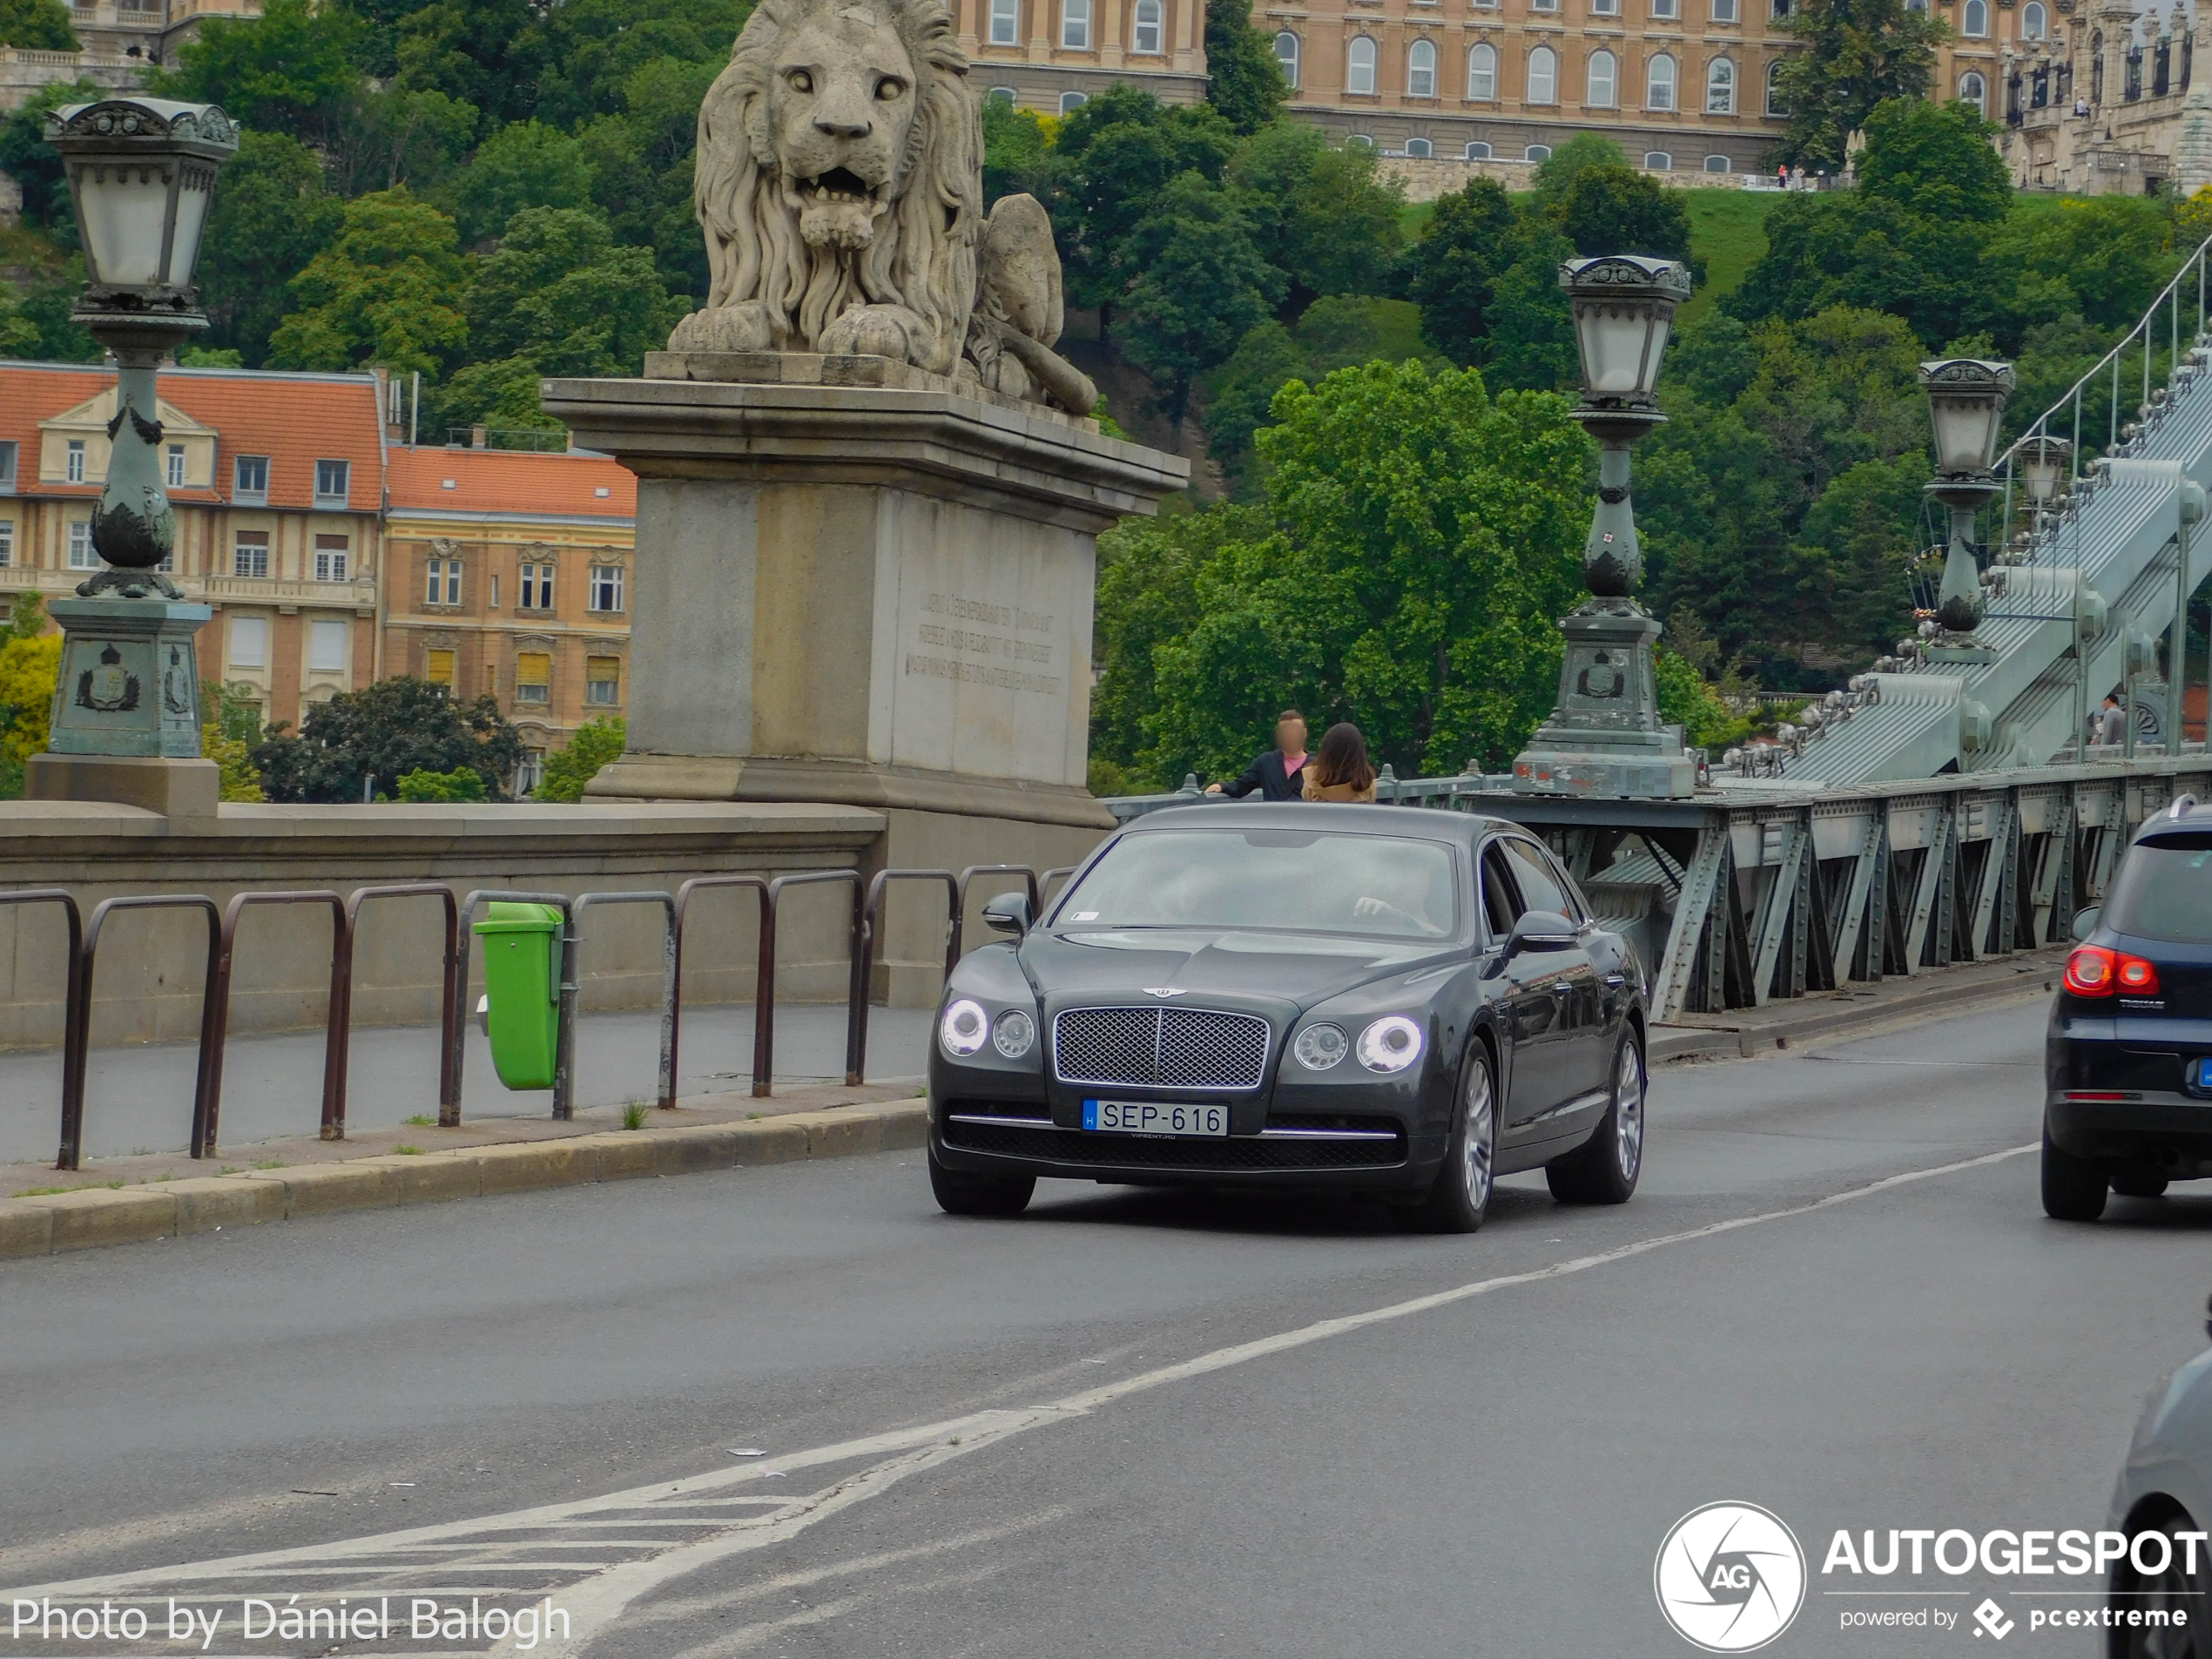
[2071,906,2102,943]
[981,892,1033,934]
[1507,909,1579,951]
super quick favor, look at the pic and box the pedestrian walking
[1207,710,1312,799]
[1302,723,1379,802]
[2094,694,2126,747]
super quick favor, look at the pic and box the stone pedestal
[543,359,1189,1001]
[25,752,219,821]
[45,597,210,758]
[1512,602,1697,799]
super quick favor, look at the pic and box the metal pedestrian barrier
[204,890,347,1157]
[62,894,222,1170]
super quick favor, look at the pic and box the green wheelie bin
[473,902,563,1090]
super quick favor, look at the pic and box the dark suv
[2044,797,2212,1220]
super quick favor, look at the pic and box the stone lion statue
[667,0,1098,415]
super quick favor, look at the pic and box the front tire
[1548,1032,1645,1204]
[928,1143,1035,1217]
[1403,1043,1498,1234]
[2041,1123,2109,1221]
[2107,1506,2208,1659]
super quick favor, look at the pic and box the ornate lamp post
[1919,357,2014,664]
[24,98,237,815]
[1513,255,1699,799]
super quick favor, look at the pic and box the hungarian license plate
[2189,1056,2212,1096]
[1082,1099,1229,1137]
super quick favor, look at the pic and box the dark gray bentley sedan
[927,804,1649,1231]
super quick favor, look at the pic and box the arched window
[989,0,1020,44]
[989,85,1020,103]
[1588,48,1618,105]
[1703,152,1732,171]
[1962,0,1987,34]
[1526,143,1553,160]
[1527,43,1558,103]
[1406,136,1433,156]
[1059,89,1089,111]
[1645,149,1674,168]
[1062,0,1090,48]
[1274,30,1300,87]
[1408,37,1438,96]
[1465,138,1494,158]
[1133,0,1163,52]
[1347,132,1375,148]
[2092,31,2104,101]
[1706,55,1734,111]
[1646,51,1676,109]
[1468,41,1498,98]
[1765,57,1786,113]
[1347,34,1377,93]
[1959,69,1987,111]
[2022,0,2047,37]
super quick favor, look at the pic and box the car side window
[1537,844,1588,922]
[1479,843,1524,941]
[1502,838,1575,920]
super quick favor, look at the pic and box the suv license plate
[1082,1100,1229,1137]
[2190,1056,2212,1096]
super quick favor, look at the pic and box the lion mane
[691,0,981,377]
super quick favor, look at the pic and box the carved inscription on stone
[903,590,1062,695]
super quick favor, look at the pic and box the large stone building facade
[1996,0,2206,193]
[952,0,1211,109]
[0,1,261,117]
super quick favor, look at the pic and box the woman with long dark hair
[1301,722,1377,802]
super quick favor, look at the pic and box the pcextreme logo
[1655,1501,1810,1653]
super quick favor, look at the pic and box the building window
[0,441,16,491]
[515,651,552,705]
[1525,143,1553,160]
[1275,31,1300,86]
[314,459,349,506]
[520,561,556,610]
[1647,51,1676,109]
[1962,0,1986,34]
[1347,35,1377,93]
[1959,68,1987,110]
[427,556,462,607]
[1593,0,1620,16]
[66,439,85,484]
[68,520,95,569]
[1406,136,1433,155]
[1468,42,1497,98]
[307,619,348,674]
[228,616,269,671]
[1408,37,1438,96]
[0,520,12,567]
[1588,48,1617,105]
[165,443,185,488]
[1527,44,1557,102]
[989,84,1019,103]
[1465,138,1493,158]
[314,534,348,583]
[1651,0,1679,17]
[1645,149,1674,168]
[1346,132,1375,147]
[1133,0,1163,53]
[2022,0,2047,37]
[590,564,625,612]
[424,648,455,687]
[1061,0,1089,48]
[586,656,622,706]
[1765,57,1785,112]
[1059,90,1088,111]
[1712,0,1737,19]
[1704,152,1732,171]
[234,454,268,502]
[233,532,270,578]
[989,0,1018,43]
[1706,56,1734,111]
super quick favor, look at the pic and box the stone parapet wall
[1377,153,1789,201]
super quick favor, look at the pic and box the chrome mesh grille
[1053,1007,1271,1089]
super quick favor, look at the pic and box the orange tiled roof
[386,445,637,521]
[0,361,385,511]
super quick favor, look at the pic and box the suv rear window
[2105,833,2212,942]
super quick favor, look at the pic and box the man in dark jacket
[1206,711,1311,800]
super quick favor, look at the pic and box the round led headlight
[993,1008,1037,1059]
[1356,1015,1425,1074]
[1292,1022,1348,1070]
[940,998,989,1058]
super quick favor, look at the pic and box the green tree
[0,0,78,51]
[197,131,346,365]
[153,0,368,142]
[396,765,489,801]
[252,676,525,803]
[579,54,722,300]
[443,118,599,246]
[0,78,101,231]
[335,85,479,198]
[17,262,100,362]
[1118,171,1285,432]
[382,0,542,127]
[267,187,469,378]
[519,0,752,131]
[533,716,626,801]
[1405,177,1519,367]
[1554,165,1698,269]
[0,284,37,359]
[1481,218,1580,393]
[1203,0,1288,134]
[0,595,60,799]
[1770,0,1951,170]
[1530,132,1629,206]
[1225,121,1404,310]
[982,91,1054,204]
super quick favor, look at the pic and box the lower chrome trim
[1258,1127,1402,1142]
[947,1111,1054,1127]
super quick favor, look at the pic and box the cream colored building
[1997,0,2202,192]
[0,1,262,119]
[954,0,1211,109]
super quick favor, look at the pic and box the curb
[0,1103,927,1263]
[1649,958,2058,1064]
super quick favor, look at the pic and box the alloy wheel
[1615,1042,1645,1182]
[1463,1059,1496,1211]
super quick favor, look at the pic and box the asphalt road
[2,994,2207,1658]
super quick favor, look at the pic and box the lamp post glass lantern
[2018,433,2072,505]
[1512,254,1700,799]
[1919,358,2015,652]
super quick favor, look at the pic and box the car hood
[1017,927,1456,1011]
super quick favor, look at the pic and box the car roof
[2136,795,2212,846]
[1118,803,1521,846]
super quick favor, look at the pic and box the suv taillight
[2065,945,2161,997]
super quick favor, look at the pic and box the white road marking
[12,1141,2037,1658]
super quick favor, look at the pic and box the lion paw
[820,306,917,362]
[669,303,776,354]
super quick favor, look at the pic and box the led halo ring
[1356,1015,1426,1074]
[940,998,989,1058]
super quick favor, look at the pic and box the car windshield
[1054,828,1461,940]
[2105,833,2212,943]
